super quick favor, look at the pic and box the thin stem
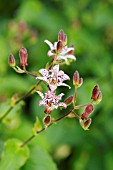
[0,106,13,122]
[0,80,41,122]
[73,87,77,106]
[74,102,91,109]
[20,135,35,147]
[20,108,74,147]
[71,111,80,120]
[23,67,37,77]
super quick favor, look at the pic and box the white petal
[48,50,54,56]
[49,84,57,91]
[54,42,58,49]
[63,73,70,80]
[57,55,68,62]
[39,69,49,77]
[58,102,67,108]
[58,71,70,80]
[65,54,76,61]
[36,76,48,82]
[59,83,71,89]
[37,91,44,99]
[58,93,64,99]
[39,100,45,106]
[66,47,74,53]
[44,40,54,50]
[61,47,74,55]
[52,65,59,72]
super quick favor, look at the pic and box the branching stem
[20,108,74,147]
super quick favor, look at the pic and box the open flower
[37,90,67,114]
[44,30,76,63]
[36,65,71,91]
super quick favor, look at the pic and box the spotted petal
[52,65,59,72]
[39,69,49,77]
[37,91,44,99]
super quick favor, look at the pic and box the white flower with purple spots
[44,40,76,63]
[36,65,71,91]
[37,90,67,114]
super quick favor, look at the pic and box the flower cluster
[44,30,76,64]
[36,30,76,123]
[9,29,102,130]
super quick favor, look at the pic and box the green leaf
[32,117,42,135]
[0,139,29,170]
[22,145,58,170]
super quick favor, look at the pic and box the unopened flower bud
[83,118,92,130]
[73,71,83,88]
[58,30,67,46]
[68,45,74,55]
[44,108,52,114]
[97,91,102,103]
[64,95,73,106]
[81,104,94,120]
[9,54,16,67]
[91,85,102,104]
[79,118,92,130]
[19,47,28,67]
[91,85,99,100]
[43,115,51,126]
[57,41,63,53]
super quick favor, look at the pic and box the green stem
[0,80,41,122]
[71,111,80,120]
[0,106,13,122]
[74,102,91,109]
[73,87,77,107]
[20,108,74,147]
[23,67,37,77]
[0,60,55,122]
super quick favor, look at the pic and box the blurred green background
[0,0,113,170]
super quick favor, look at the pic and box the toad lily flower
[37,90,67,114]
[36,65,71,91]
[44,30,76,64]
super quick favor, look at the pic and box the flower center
[50,78,58,85]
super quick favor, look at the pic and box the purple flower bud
[58,30,67,46]
[73,71,79,85]
[83,118,92,130]
[73,71,83,88]
[43,115,51,125]
[57,41,63,53]
[91,85,102,104]
[79,78,83,87]
[9,54,16,67]
[64,95,73,106]
[91,85,99,100]
[79,118,92,130]
[97,91,102,102]
[19,47,28,67]
[44,108,52,114]
[81,104,94,120]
